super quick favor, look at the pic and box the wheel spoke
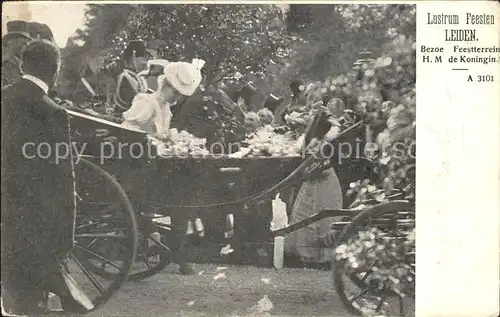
[75,233,128,239]
[149,233,172,253]
[97,201,122,217]
[399,295,405,316]
[359,260,377,283]
[76,217,125,234]
[137,240,152,268]
[77,214,121,223]
[70,253,106,294]
[76,221,104,230]
[389,214,398,236]
[85,238,99,250]
[143,253,152,268]
[359,271,372,284]
[375,292,387,311]
[348,286,370,303]
[75,245,124,270]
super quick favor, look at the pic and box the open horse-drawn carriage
[63,108,415,316]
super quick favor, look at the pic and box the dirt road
[87,264,353,317]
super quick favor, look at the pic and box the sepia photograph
[1,2,417,316]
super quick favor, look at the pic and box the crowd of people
[1,19,348,314]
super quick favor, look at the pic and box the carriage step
[396,211,414,215]
[41,309,66,315]
[370,219,415,226]
[329,219,415,230]
[330,221,351,229]
[37,308,94,315]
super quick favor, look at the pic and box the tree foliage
[76,4,136,50]
[282,4,416,82]
[86,4,293,85]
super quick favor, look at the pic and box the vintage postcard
[1,1,498,316]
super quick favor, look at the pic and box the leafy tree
[76,4,136,49]
[100,4,293,85]
[282,4,416,82]
[285,4,312,33]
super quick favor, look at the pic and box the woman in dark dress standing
[283,99,344,269]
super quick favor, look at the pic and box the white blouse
[121,93,172,137]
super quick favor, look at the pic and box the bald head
[21,39,61,88]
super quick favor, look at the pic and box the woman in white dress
[120,58,205,275]
[120,58,205,137]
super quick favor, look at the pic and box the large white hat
[164,58,205,96]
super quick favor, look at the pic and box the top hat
[28,22,55,43]
[3,20,32,41]
[239,81,258,102]
[263,93,284,113]
[289,79,304,98]
[122,40,147,60]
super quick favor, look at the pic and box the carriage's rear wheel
[333,201,415,317]
[67,158,138,311]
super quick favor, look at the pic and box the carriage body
[68,109,373,210]
[82,155,303,209]
[66,109,414,316]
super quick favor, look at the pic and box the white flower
[252,295,274,313]
[261,278,271,284]
[213,272,226,281]
[336,244,348,254]
[220,245,234,255]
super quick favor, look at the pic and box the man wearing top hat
[111,39,149,112]
[28,21,56,43]
[2,20,32,87]
[2,20,58,88]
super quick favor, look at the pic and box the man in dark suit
[1,40,91,314]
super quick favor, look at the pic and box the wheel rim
[333,201,415,316]
[67,158,138,310]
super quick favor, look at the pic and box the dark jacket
[114,68,147,111]
[170,92,215,140]
[170,91,246,151]
[1,56,23,88]
[1,79,77,263]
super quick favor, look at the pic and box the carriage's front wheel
[332,201,415,317]
[67,158,138,311]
